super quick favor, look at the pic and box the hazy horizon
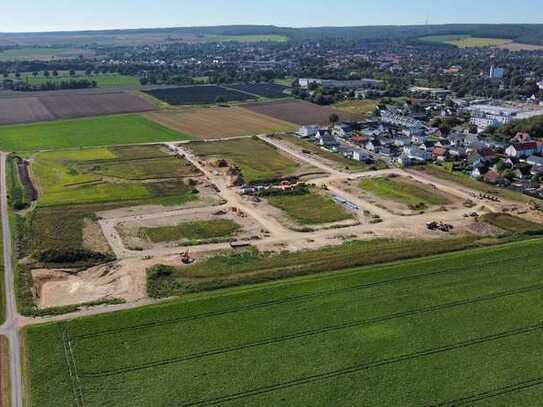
[2,0,542,33]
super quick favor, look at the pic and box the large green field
[189,137,301,183]
[360,176,450,208]
[32,145,199,207]
[20,73,140,88]
[24,238,543,406]
[420,35,512,48]
[0,115,189,152]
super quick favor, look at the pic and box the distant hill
[2,24,543,47]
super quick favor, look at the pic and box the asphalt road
[0,152,23,407]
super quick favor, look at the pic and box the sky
[1,0,542,33]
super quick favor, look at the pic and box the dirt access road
[100,135,511,261]
[0,153,23,407]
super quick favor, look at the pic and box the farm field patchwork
[145,107,297,140]
[267,189,354,225]
[32,145,199,207]
[244,100,361,125]
[0,92,155,125]
[0,115,188,152]
[143,85,256,105]
[189,137,301,183]
[359,176,450,209]
[420,35,513,48]
[144,219,241,243]
[225,83,290,98]
[24,238,543,406]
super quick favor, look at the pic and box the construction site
[27,134,543,310]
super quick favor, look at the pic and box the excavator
[180,251,195,265]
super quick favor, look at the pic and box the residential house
[483,170,505,185]
[319,133,340,150]
[351,135,369,145]
[512,132,531,144]
[297,125,320,138]
[394,135,412,147]
[432,147,449,161]
[506,142,539,158]
[333,123,354,139]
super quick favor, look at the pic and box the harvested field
[24,237,543,406]
[225,83,290,98]
[0,91,154,125]
[144,85,255,105]
[145,107,297,140]
[243,100,359,125]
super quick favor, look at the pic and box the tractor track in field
[78,282,543,378]
[71,252,534,341]
[181,322,543,406]
[429,376,543,406]
[59,325,85,407]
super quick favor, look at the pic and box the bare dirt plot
[0,97,54,125]
[144,107,297,140]
[39,92,154,119]
[115,206,264,250]
[243,100,360,125]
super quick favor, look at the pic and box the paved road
[0,153,23,407]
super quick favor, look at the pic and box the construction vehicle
[427,221,454,232]
[180,251,195,265]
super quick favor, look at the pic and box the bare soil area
[115,206,265,250]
